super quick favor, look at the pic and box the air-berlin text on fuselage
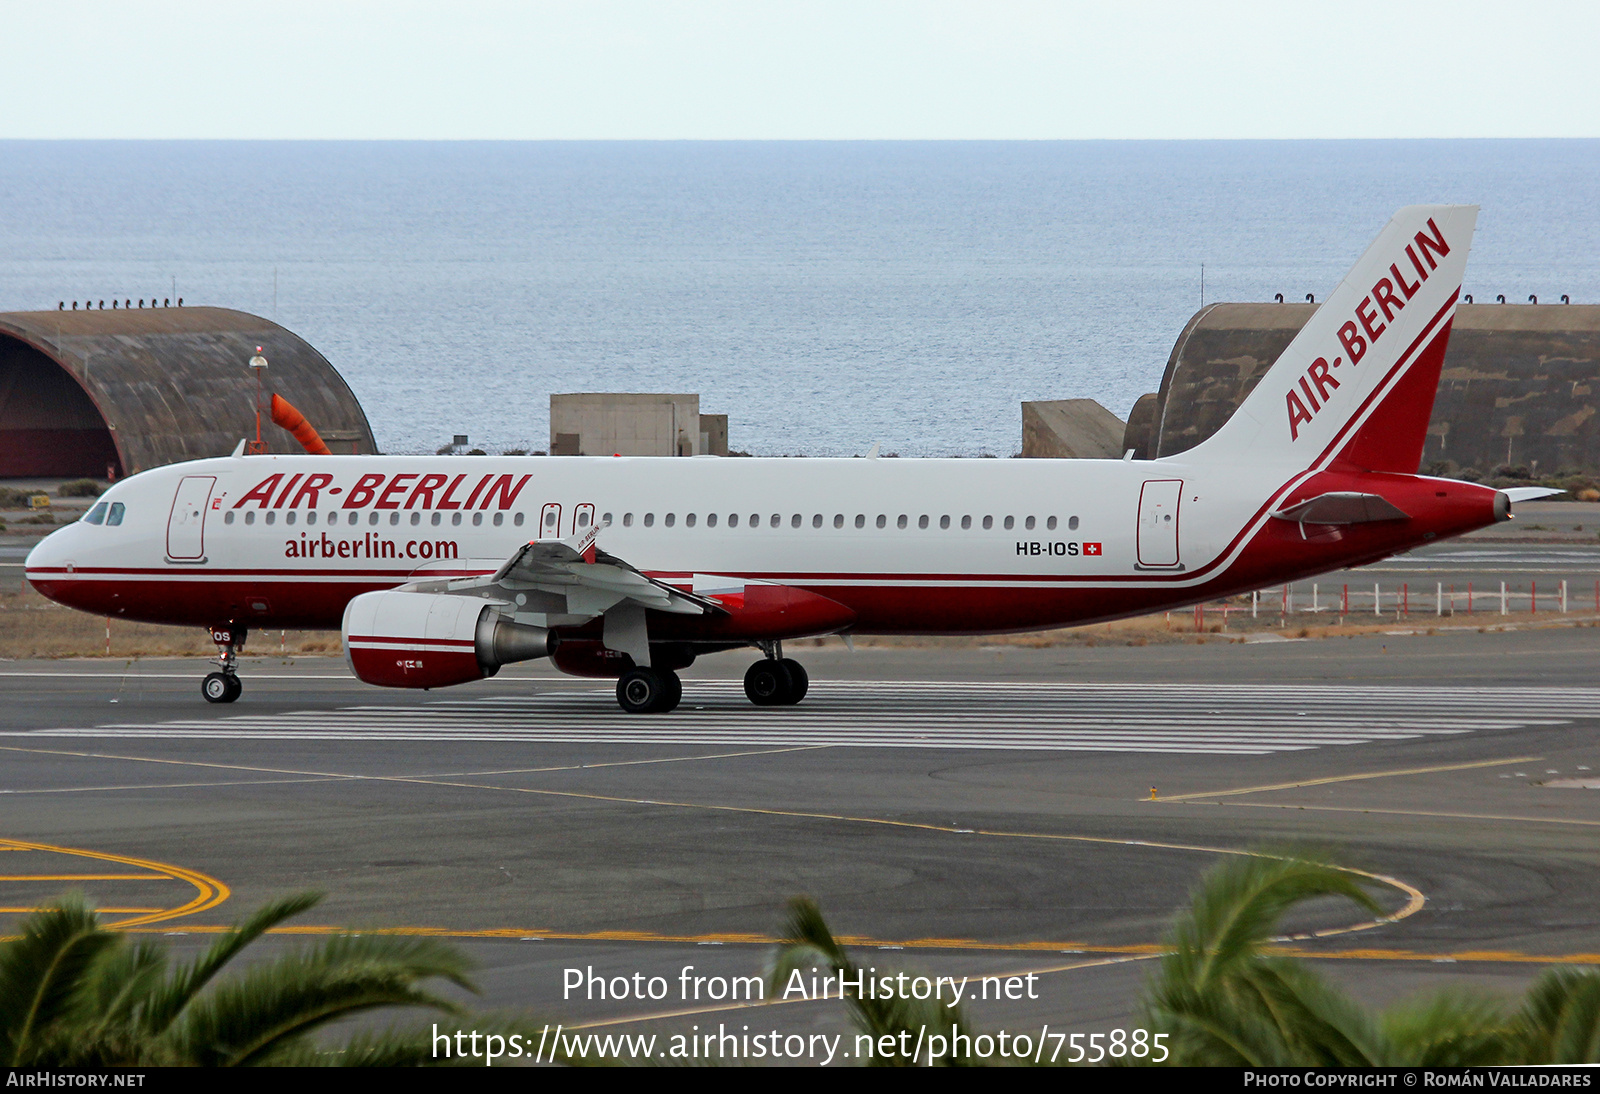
[1285,218,1452,442]
[283,532,460,560]
[230,472,532,511]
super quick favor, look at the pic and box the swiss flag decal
[1083,542,1102,556]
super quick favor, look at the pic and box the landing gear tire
[204,625,246,705]
[202,672,241,704]
[777,658,808,704]
[745,659,807,706]
[617,667,681,714]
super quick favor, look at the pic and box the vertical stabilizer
[1188,205,1477,473]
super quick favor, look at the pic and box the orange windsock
[270,393,333,456]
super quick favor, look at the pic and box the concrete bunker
[0,306,377,477]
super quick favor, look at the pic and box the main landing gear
[202,625,245,704]
[616,667,682,714]
[744,641,808,707]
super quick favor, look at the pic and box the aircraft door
[538,503,562,540]
[1136,479,1182,568]
[167,475,216,561]
[572,503,595,535]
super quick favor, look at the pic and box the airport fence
[1173,578,1600,632]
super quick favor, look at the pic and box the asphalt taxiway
[1,623,1599,1052]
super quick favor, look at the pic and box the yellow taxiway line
[1151,755,1544,802]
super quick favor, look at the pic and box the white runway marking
[9,682,1598,756]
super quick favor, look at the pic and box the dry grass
[0,587,340,659]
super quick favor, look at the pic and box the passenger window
[939,515,950,530]
[84,502,108,525]
[391,512,401,525]
[347,512,357,526]
[1004,516,1014,530]
[266,512,277,526]
[578,511,590,527]
[665,513,676,527]
[431,513,442,526]
[707,513,718,527]
[1068,515,1079,531]
[728,513,738,528]
[623,513,633,527]
[601,512,612,526]
[493,512,504,526]
[368,511,379,525]
[854,514,865,529]
[1047,516,1058,531]
[1025,516,1036,530]
[106,502,125,526]
[544,510,558,531]
[223,510,235,525]
[411,512,422,526]
[305,511,316,526]
[960,515,971,530]
[812,514,823,528]
[876,514,886,529]
[771,514,781,527]
[513,512,524,527]
[286,512,297,526]
[685,513,696,527]
[791,514,801,528]
[833,514,844,529]
[452,513,463,526]
[982,515,993,530]
[244,511,256,526]
[897,515,907,529]
[644,513,654,527]
[918,515,928,529]
[472,513,483,526]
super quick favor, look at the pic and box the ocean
[2,140,1597,457]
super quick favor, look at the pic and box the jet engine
[343,590,550,688]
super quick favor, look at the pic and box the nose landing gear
[744,641,809,706]
[202,625,246,704]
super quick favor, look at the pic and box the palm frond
[1511,968,1600,1063]
[1143,852,1383,1066]
[0,897,121,1066]
[766,897,977,1066]
[138,891,323,1035]
[166,932,476,1066]
[1379,989,1512,1066]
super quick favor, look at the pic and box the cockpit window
[83,502,108,525]
[106,502,125,526]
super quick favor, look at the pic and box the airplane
[25,204,1554,713]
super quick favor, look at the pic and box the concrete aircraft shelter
[1126,302,1600,476]
[0,306,377,478]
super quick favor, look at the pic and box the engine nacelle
[343,590,549,688]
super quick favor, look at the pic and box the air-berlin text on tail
[1285,218,1453,441]
[225,471,533,511]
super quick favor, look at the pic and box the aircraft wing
[481,524,719,617]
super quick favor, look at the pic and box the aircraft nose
[25,526,80,604]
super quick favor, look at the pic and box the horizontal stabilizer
[1271,492,1409,525]
[1501,487,1565,503]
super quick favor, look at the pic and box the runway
[18,680,1599,755]
[1,625,1599,1054]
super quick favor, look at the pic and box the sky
[2,0,1596,140]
